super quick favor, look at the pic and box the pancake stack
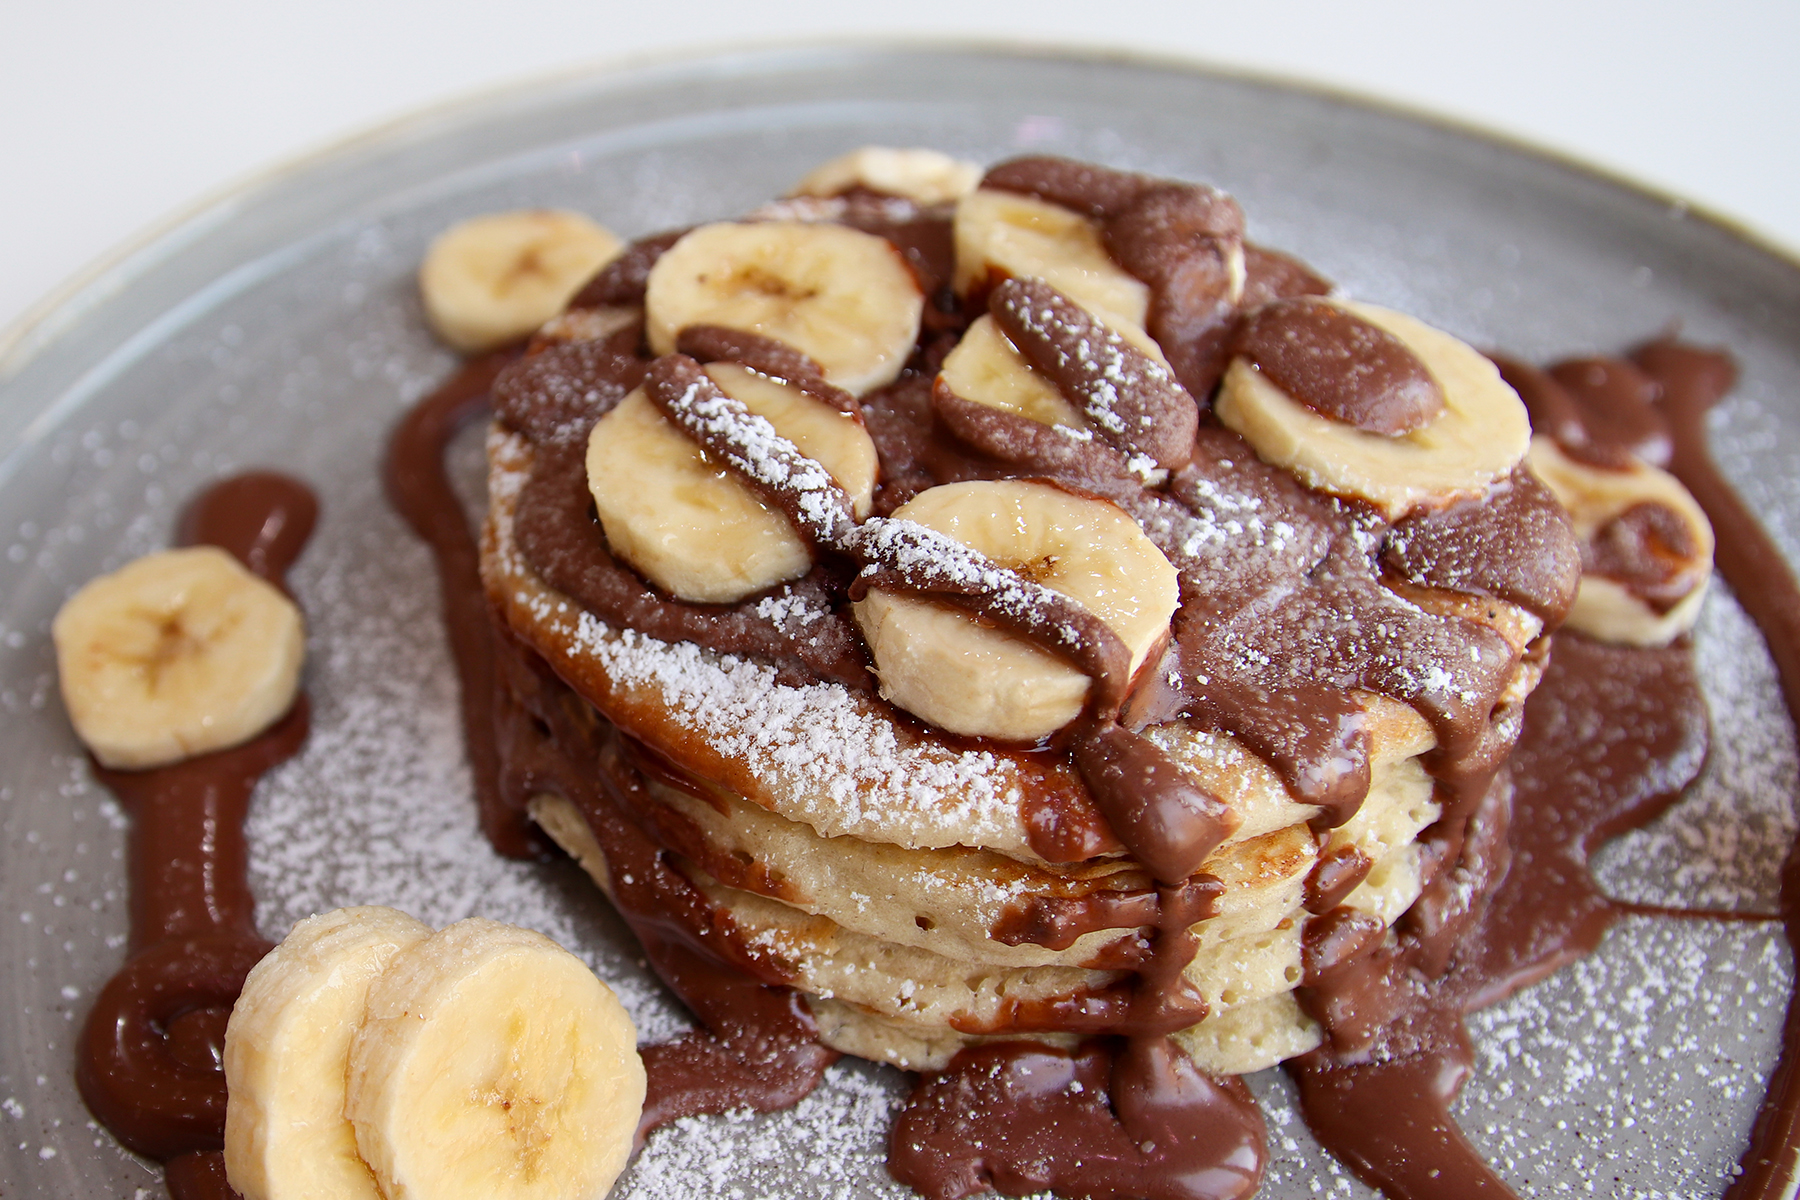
[471,149,1588,1077]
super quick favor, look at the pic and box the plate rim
[3,32,1796,1200]
[4,34,1797,383]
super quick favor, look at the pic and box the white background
[3,0,1796,340]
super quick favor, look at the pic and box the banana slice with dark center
[1216,299,1530,518]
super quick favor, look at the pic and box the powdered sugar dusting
[651,367,855,546]
[851,514,1095,662]
[578,617,1022,849]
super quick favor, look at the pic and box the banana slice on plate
[346,918,644,1200]
[224,907,432,1200]
[790,146,982,206]
[420,210,623,353]
[52,545,305,769]
[1215,298,1531,518]
[852,480,1179,742]
[586,362,878,603]
[1527,435,1713,645]
[643,221,924,395]
[952,187,1151,337]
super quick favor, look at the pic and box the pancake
[472,151,1585,1085]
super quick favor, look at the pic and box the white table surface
[3,0,1796,347]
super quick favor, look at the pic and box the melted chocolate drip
[1550,357,1675,467]
[1292,1012,1513,1195]
[890,1038,1266,1200]
[570,229,686,309]
[982,157,1154,219]
[386,350,545,856]
[1303,844,1375,915]
[1238,246,1333,310]
[644,354,859,547]
[76,472,317,1197]
[988,277,1199,470]
[848,515,1133,715]
[981,156,1253,400]
[491,627,841,1134]
[930,383,1134,486]
[673,324,860,414]
[1283,340,1800,1200]
[1072,724,1237,885]
[1385,468,1582,624]
[1493,353,1672,469]
[1587,500,1702,610]
[1235,298,1445,436]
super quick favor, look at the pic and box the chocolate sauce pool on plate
[75,472,317,1200]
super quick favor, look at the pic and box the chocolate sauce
[988,276,1199,469]
[386,349,546,857]
[570,228,686,309]
[674,324,860,414]
[1494,353,1673,469]
[890,1037,1265,1200]
[76,471,317,1200]
[1071,724,1237,885]
[981,157,1257,401]
[513,440,874,690]
[1235,298,1445,436]
[643,354,859,548]
[1384,468,1581,624]
[490,336,643,445]
[1586,500,1702,610]
[490,625,841,1135]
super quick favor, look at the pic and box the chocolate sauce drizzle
[76,472,317,1200]
[988,276,1199,470]
[1235,298,1444,436]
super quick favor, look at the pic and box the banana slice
[952,188,1151,336]
[420,210,623,353]
[345,918,644,1200]
[586,363,878,603]
[223,907,432,1200]
[52,545,305,769]
[1527,436,1713,645]
[643,221,924,395]
[790,146,982,206]
[938,314,1087,429]
[1215,299,1530,518]
[852,480,1179,741]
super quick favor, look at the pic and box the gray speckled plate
[3,43,1798,1200]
